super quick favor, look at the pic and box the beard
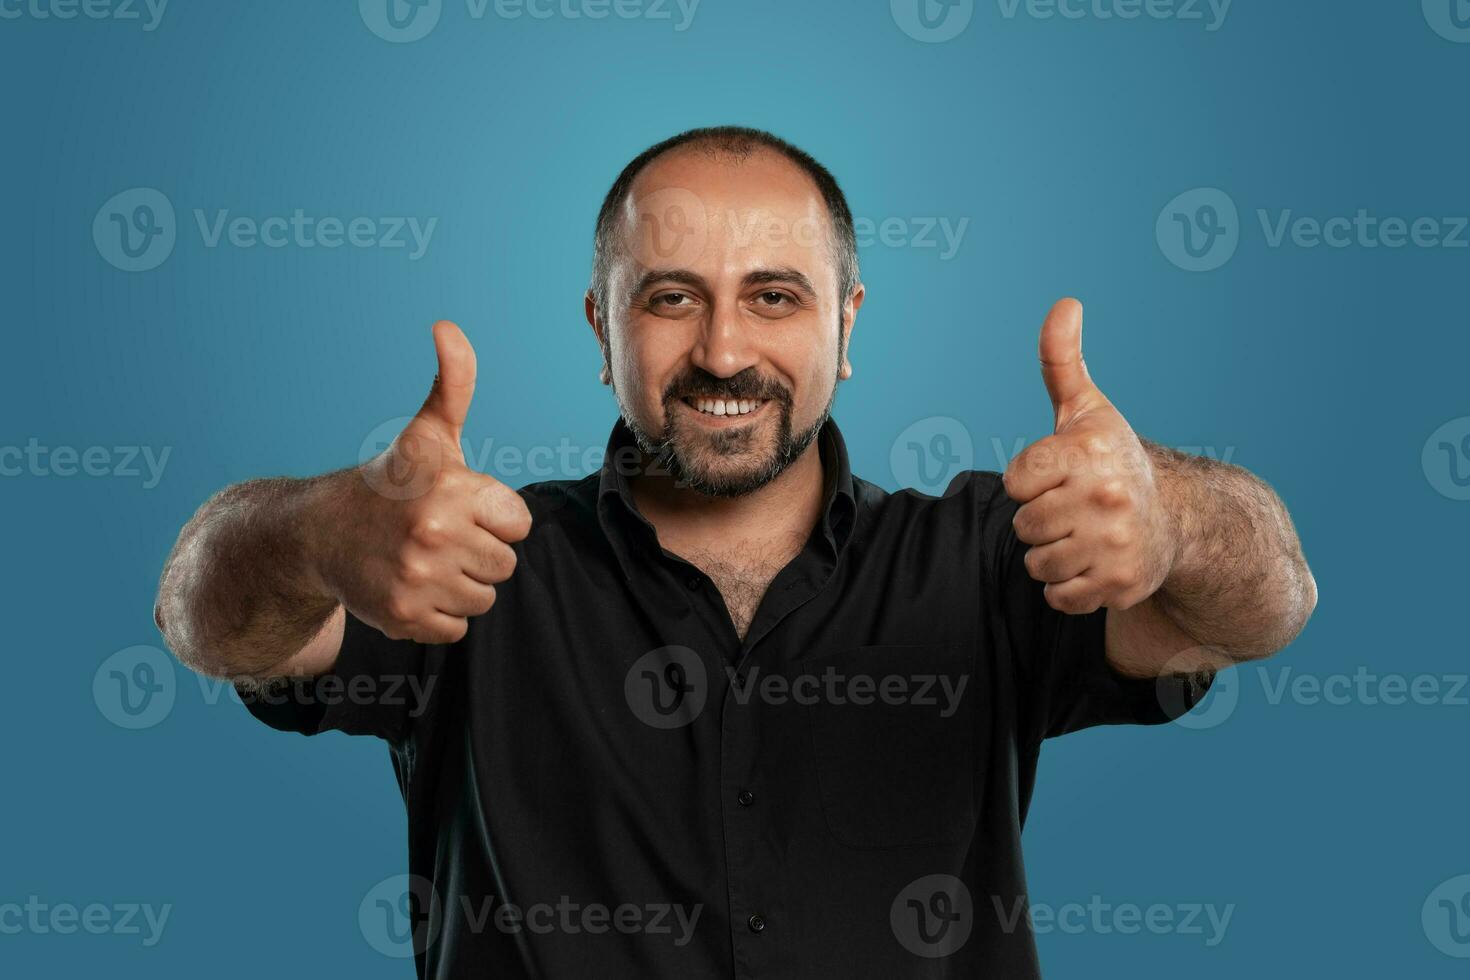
[617,363,836,498]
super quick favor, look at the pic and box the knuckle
[485,485,533,540]
[396,558,430,587]
[505,500,533,541]
[494,545,518,580]
[1002,465,1018,495]
[384,595,416,626]
[1093,478,1130,509]
[410,515,447,548]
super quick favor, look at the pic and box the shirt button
[747,914,766,933]
[737,789,755,807]
[686,575,702,591]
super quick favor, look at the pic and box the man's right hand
[316,320,532,645]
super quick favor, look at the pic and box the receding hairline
[590,126,860,313]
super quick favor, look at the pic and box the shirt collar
[596,417,857,580]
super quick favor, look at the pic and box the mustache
[663,368,790,404]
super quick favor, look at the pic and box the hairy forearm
[154,475,342,678]
[1144,440,1317,662]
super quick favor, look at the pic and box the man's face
[589,148,862,497]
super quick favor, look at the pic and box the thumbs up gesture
[1002,300,1177,615]
[319,321,532,644]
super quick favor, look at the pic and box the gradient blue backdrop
[3,0,1468,976]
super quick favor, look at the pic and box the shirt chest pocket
[800,643,978,850]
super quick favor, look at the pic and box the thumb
[1038,298,1099,429]
[415,320,477,438]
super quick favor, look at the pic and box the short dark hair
[589,126,860,315]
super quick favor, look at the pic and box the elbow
[1252,559,1317,662]
[154,567,220,678]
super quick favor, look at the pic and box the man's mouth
[680,396,768,418]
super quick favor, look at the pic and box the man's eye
[651,292,691,309]
[756,291,792,307]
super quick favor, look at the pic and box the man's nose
[689,301,759,379]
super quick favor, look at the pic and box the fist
[319,320,532,644]
[1003,300,1177,616]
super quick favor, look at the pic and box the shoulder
[849,469,1010,526]
[514,474,602,539]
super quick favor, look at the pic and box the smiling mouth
[680,396,768,419]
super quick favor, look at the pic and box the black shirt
[241,418,1210,979]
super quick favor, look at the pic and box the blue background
[3,0,1468,975]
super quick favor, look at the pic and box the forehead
[615,146,837,284]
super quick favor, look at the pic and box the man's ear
[585,290,612,385]
[838,282,864,381]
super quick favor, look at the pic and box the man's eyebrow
[629,269,708,297]
[743,268,817,295]
[627,267,819,299]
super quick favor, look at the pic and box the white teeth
[690,397,763,416]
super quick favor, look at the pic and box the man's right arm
[153,320,531,682]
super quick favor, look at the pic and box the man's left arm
[1103,440,1317,677]
[1005,299,1318,679]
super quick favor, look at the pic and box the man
[155,126,1316,978]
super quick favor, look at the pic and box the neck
[630,438,828,550]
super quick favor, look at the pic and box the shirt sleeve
[234,611,427,744]
[978,473,1214,744]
